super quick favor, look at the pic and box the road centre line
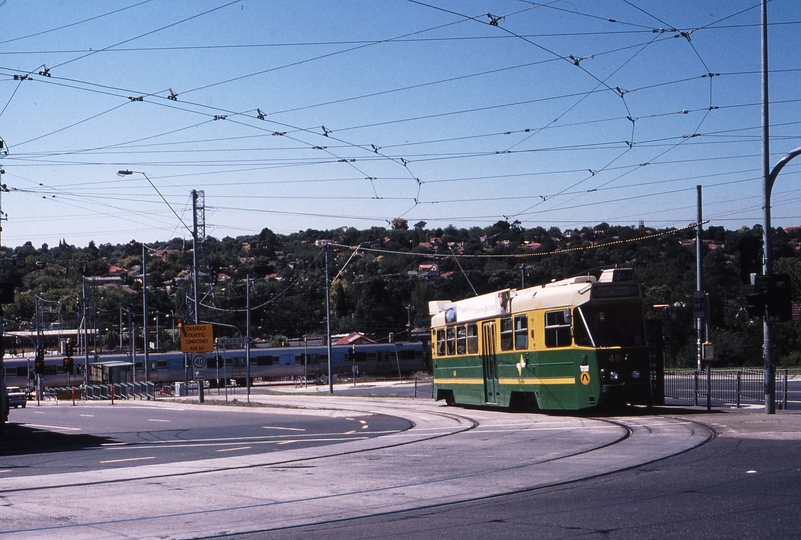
[22,424,81,432]
[102,430,403,448]
[100,456,156,464]
[263,426,305,431]
[102,437,371,451]
[217,447,253,453]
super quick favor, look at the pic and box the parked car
[7,386,27,408]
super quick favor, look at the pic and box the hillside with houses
[2,219,801,368]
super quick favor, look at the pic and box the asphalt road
[1,391,799,539]
[0,400,412,477]
[247,415,801,540]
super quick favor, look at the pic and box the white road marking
[22,424,81,432]
[100,456,156,464]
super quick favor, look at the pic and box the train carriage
[430,268,653,411]
[3,341,427,389]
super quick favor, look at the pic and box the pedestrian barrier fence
[41,382,156,402]
[664,368,791,409]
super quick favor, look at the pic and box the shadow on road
[0,422,116,457]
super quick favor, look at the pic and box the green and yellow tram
[429,268,652,411]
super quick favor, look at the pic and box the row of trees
[2,220,801,367]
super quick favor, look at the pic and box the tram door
[481,321,499,404]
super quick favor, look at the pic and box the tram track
[0,398,713,539]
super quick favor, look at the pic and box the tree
[391,218,409,230]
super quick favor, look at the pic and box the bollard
[110,384,115,405]
[71,386,76,406]
[783,368,789,410]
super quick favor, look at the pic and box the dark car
[7,386,27,408]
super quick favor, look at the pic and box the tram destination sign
[180,323,214,353]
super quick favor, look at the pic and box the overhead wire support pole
[762,144,801,415]
[192,190,200,325]
[761,0,774,415]
[246,275,251,403]
[325,243,333,394]
[142,244,149,383]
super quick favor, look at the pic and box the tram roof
[429,268,639,326]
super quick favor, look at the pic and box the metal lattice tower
[194,190,205,242]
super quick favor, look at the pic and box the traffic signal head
[746,274,793,321]
[767,274,793,322]
[34,357,45,375]
[63,357,74,372]
[745,291,766,318]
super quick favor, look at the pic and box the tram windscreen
[575,304,646,347]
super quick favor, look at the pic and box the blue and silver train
[3,341,428,388]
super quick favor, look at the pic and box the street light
[760,145,801,414]
[116,169,199,323]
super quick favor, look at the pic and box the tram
[429,268,653,411]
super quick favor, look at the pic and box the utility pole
[83,277,89,388]
[142,245,149,382]
[325,243,333,394]
[191,190,202,325]
[246,275,251,402]
[761,0,775,414]
[694,186,712,410]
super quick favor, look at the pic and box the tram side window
[514,315,528,350]
[500,317,513,351]
[456,325,466,354]
[467,324,478,354]
[446,327,456,355]
[545,309,572,348]
[436,329,446,357]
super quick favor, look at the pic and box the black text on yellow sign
[180,323,214,353]
[580,372,591,385]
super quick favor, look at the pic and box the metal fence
[664,369,790,409]
[42,382,157,402]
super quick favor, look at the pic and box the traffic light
[767,274,793,322]
[745,290,765,318]
[34,350,45,375]
[63,357,74,373]
[745,274,794,322]
[65,340,74,358]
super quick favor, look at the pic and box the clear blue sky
[0,0,799,248]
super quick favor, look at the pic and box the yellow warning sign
[180,323,214,353]
[580,372,591,385]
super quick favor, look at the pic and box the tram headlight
[609,372,619,382]
[631,370,641,379]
